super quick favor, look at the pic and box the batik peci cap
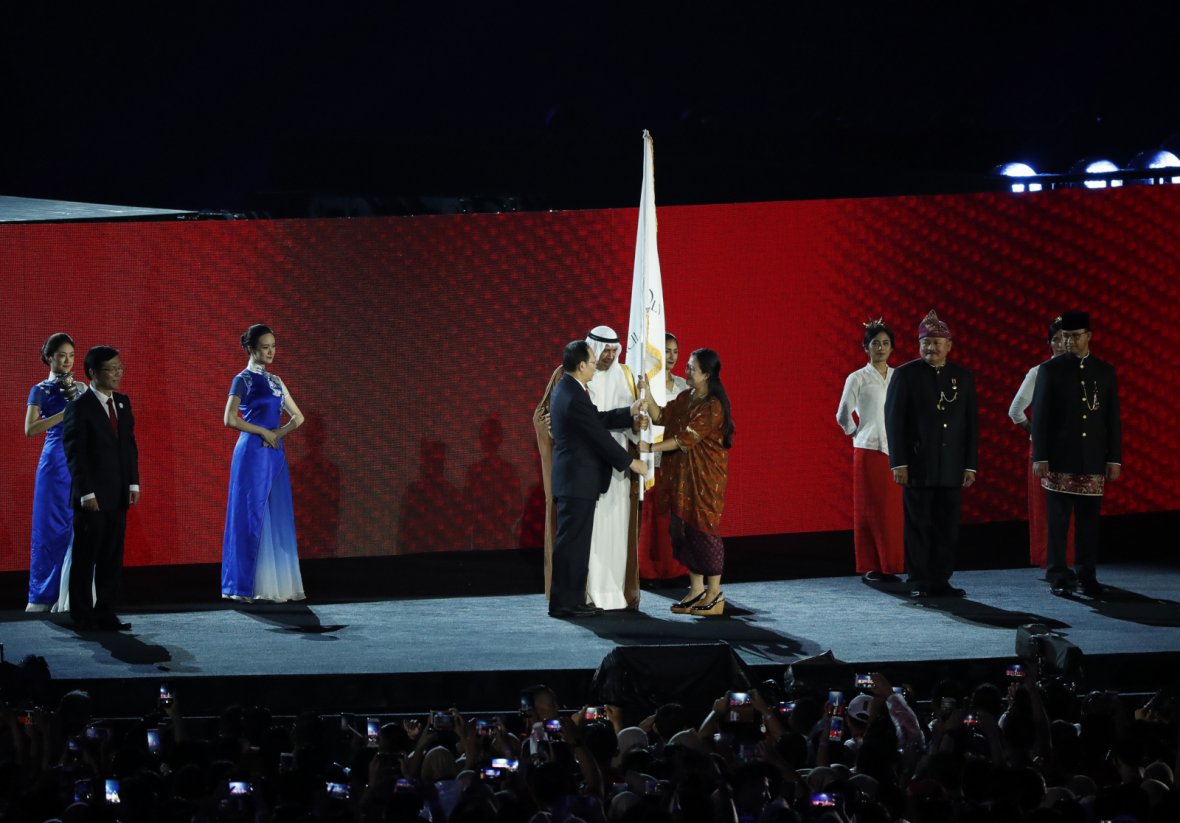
[917,309,951,340]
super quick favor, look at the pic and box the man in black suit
[62,346,140,632]
[1031,310,1121,598]
[549,340,648,618]
[884,310,978,598]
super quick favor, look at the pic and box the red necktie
[107,398,119,438]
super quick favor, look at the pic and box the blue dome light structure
[1070,158,1122,189]
[1129,150,1180,184]
[993,162,1042,193]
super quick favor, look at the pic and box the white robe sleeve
[836,371,860,436]
[1008,365,1039,425]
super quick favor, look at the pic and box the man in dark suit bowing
[549,340,648,618]
[63,346,140,632]
[884,310,978,599]
[1032,310,1121,598]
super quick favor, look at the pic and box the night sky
[4,3,1180,215]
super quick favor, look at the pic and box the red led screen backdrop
[2,185,1178,571]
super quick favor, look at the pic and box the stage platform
[3,563,1179,717]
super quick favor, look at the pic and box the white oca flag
[625,129,666,496]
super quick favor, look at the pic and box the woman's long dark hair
[863,321,894,351]
[1047,316,1063,344]
[41,332,74,366]
[692,348,734,449]
[240,324,274,353]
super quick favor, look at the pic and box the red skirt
[1027,443,1075,568]
[853,449,905,574]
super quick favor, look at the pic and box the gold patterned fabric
[659,390,728,536]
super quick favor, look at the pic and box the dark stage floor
[4,563,1180,717]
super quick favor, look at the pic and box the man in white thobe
[584,325,642,609]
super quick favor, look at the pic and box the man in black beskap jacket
[884,310,978,599]
[1032,310,1122,598]
[62,345,140,632]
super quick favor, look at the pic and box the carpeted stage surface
[3,563,1180,715]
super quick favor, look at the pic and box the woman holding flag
[639,348,734,616]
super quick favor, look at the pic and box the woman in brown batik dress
[640,348,734,616]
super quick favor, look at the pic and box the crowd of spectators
[1,654,1178,822]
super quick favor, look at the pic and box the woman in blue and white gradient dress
[221,324,306,602]
[24,333,86,612]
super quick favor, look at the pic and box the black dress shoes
[1050,581,1076,597]
[911,583,965,598]
[933,584,967,598]
[548,605,604,619]
[95,614,132,631]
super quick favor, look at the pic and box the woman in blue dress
[221,324,306,602]
[24,333,86,612]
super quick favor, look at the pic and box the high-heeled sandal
[670,590,707,614]
[690,591,725,616]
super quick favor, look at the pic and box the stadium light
[992,162,1043,193]
[1129,149,1180,184]
[1069,158,1122,189]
